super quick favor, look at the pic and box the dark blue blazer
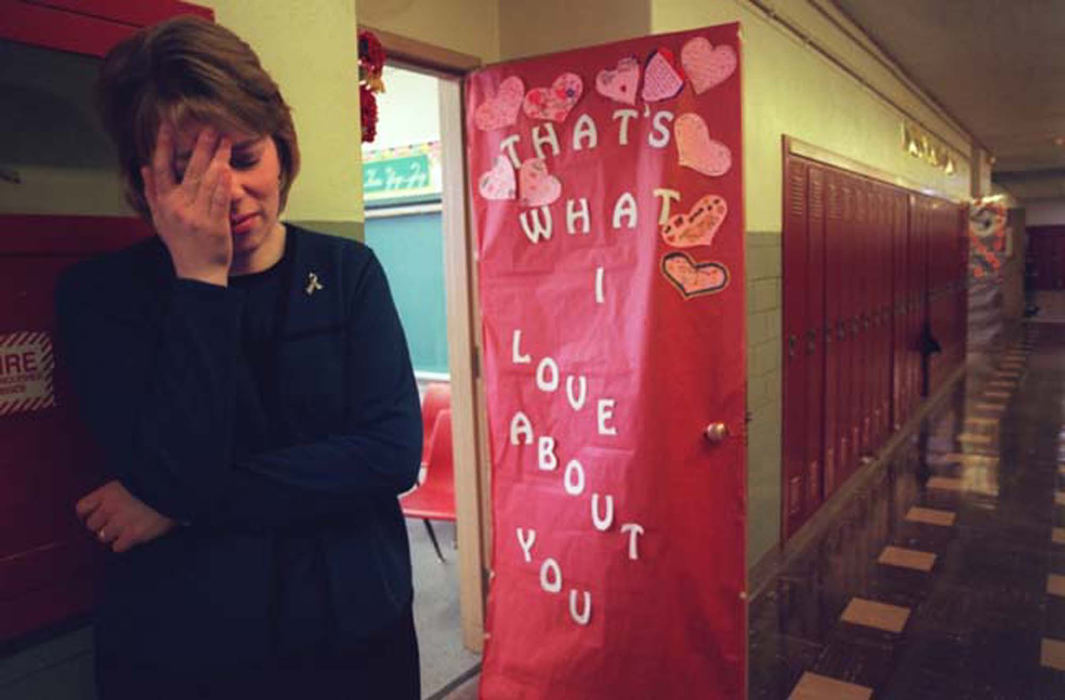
[55,225,422,671]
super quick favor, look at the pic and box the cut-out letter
[653,188,682,225]
[564,459,586,496]
[538,436,558,471]
[540,558,562,593]
[520,207,553,244]
[648,110,675,148]
[621,523,645,560]
[567,198,590,235]
[566,375,588,411]
[612,109,638,146]
[595,266,605,304]
[536,357,560,392]
[512,329,531,364]
[569,589,592,626]
[612,192,637,230]
[572,113,598,151]
[598,399,618,436]
[510,411,534,445]
[517,528,536,562]
[532,122,560,160]
[591,493,614,531]
[500,134,522,169]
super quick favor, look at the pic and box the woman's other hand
[142,122,234,286]
[76,480,177,553]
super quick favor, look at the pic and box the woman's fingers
[198,137,232,215]
[209,168,233,223]
[75,493,98,520]
[85,507,109,533]
[111,531,137,554]
[150,122,177,194]
[99,526,120,546]
[181,126,219,198]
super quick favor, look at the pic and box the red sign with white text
[467,23,746,699]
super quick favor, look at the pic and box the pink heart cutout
[478,156,516,201]
[474,76,524,131]
[523,73,583,123]
[660,194,728,248]
[681,37,737,94]
[675,113,731,177]
[519,158,561,208]
[595,57,640,105]
[642,48,684,102]
[661,252,729,299]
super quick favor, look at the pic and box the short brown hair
[96,15,300,219]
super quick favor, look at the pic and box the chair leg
[424,519,445,562]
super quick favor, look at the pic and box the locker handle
[824,326,833,346]
[787,334,798,358]
[806,329,817,354]
[837,322,846,340]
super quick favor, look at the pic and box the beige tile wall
[746,232,783,569]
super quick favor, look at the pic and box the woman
[55,15,422,699]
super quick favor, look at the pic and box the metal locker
[839,178,856,482]
[783,158,809,535]
[806,166,826,513]
[853,182,868,461]
[823,171,843,497]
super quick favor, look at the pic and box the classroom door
[466,24,746,699]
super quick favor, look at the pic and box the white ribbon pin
[305,272,324,295]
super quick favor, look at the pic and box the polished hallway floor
[750,323,1065,699]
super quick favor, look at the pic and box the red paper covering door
[467,24,746,699]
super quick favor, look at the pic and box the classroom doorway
[359,57,487,698]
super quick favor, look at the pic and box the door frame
[359,26,490,652]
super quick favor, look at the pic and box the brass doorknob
[704,422,729,443]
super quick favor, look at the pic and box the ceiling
[831,0,1065,201]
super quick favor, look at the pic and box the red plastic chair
[401,409,456,562]
[419,383,451,469]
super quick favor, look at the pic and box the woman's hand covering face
[141,123,235,285]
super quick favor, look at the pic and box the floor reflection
[750,323,1065,698]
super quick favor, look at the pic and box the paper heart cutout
[675,113,731,177]
[681,37,737,94]
[596,57,640,105]
[661,194,728,248]
[478,156,516,201]
[519,158,561,208]
[661,252,729,299]
[474,76,525,131]
[523,73,583,123]
[642,48,684,102]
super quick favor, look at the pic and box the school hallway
[749,322,1065,699]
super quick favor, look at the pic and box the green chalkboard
[364,211,448,374]
[363,154,432,197]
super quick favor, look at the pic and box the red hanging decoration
[358,30,386,143]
